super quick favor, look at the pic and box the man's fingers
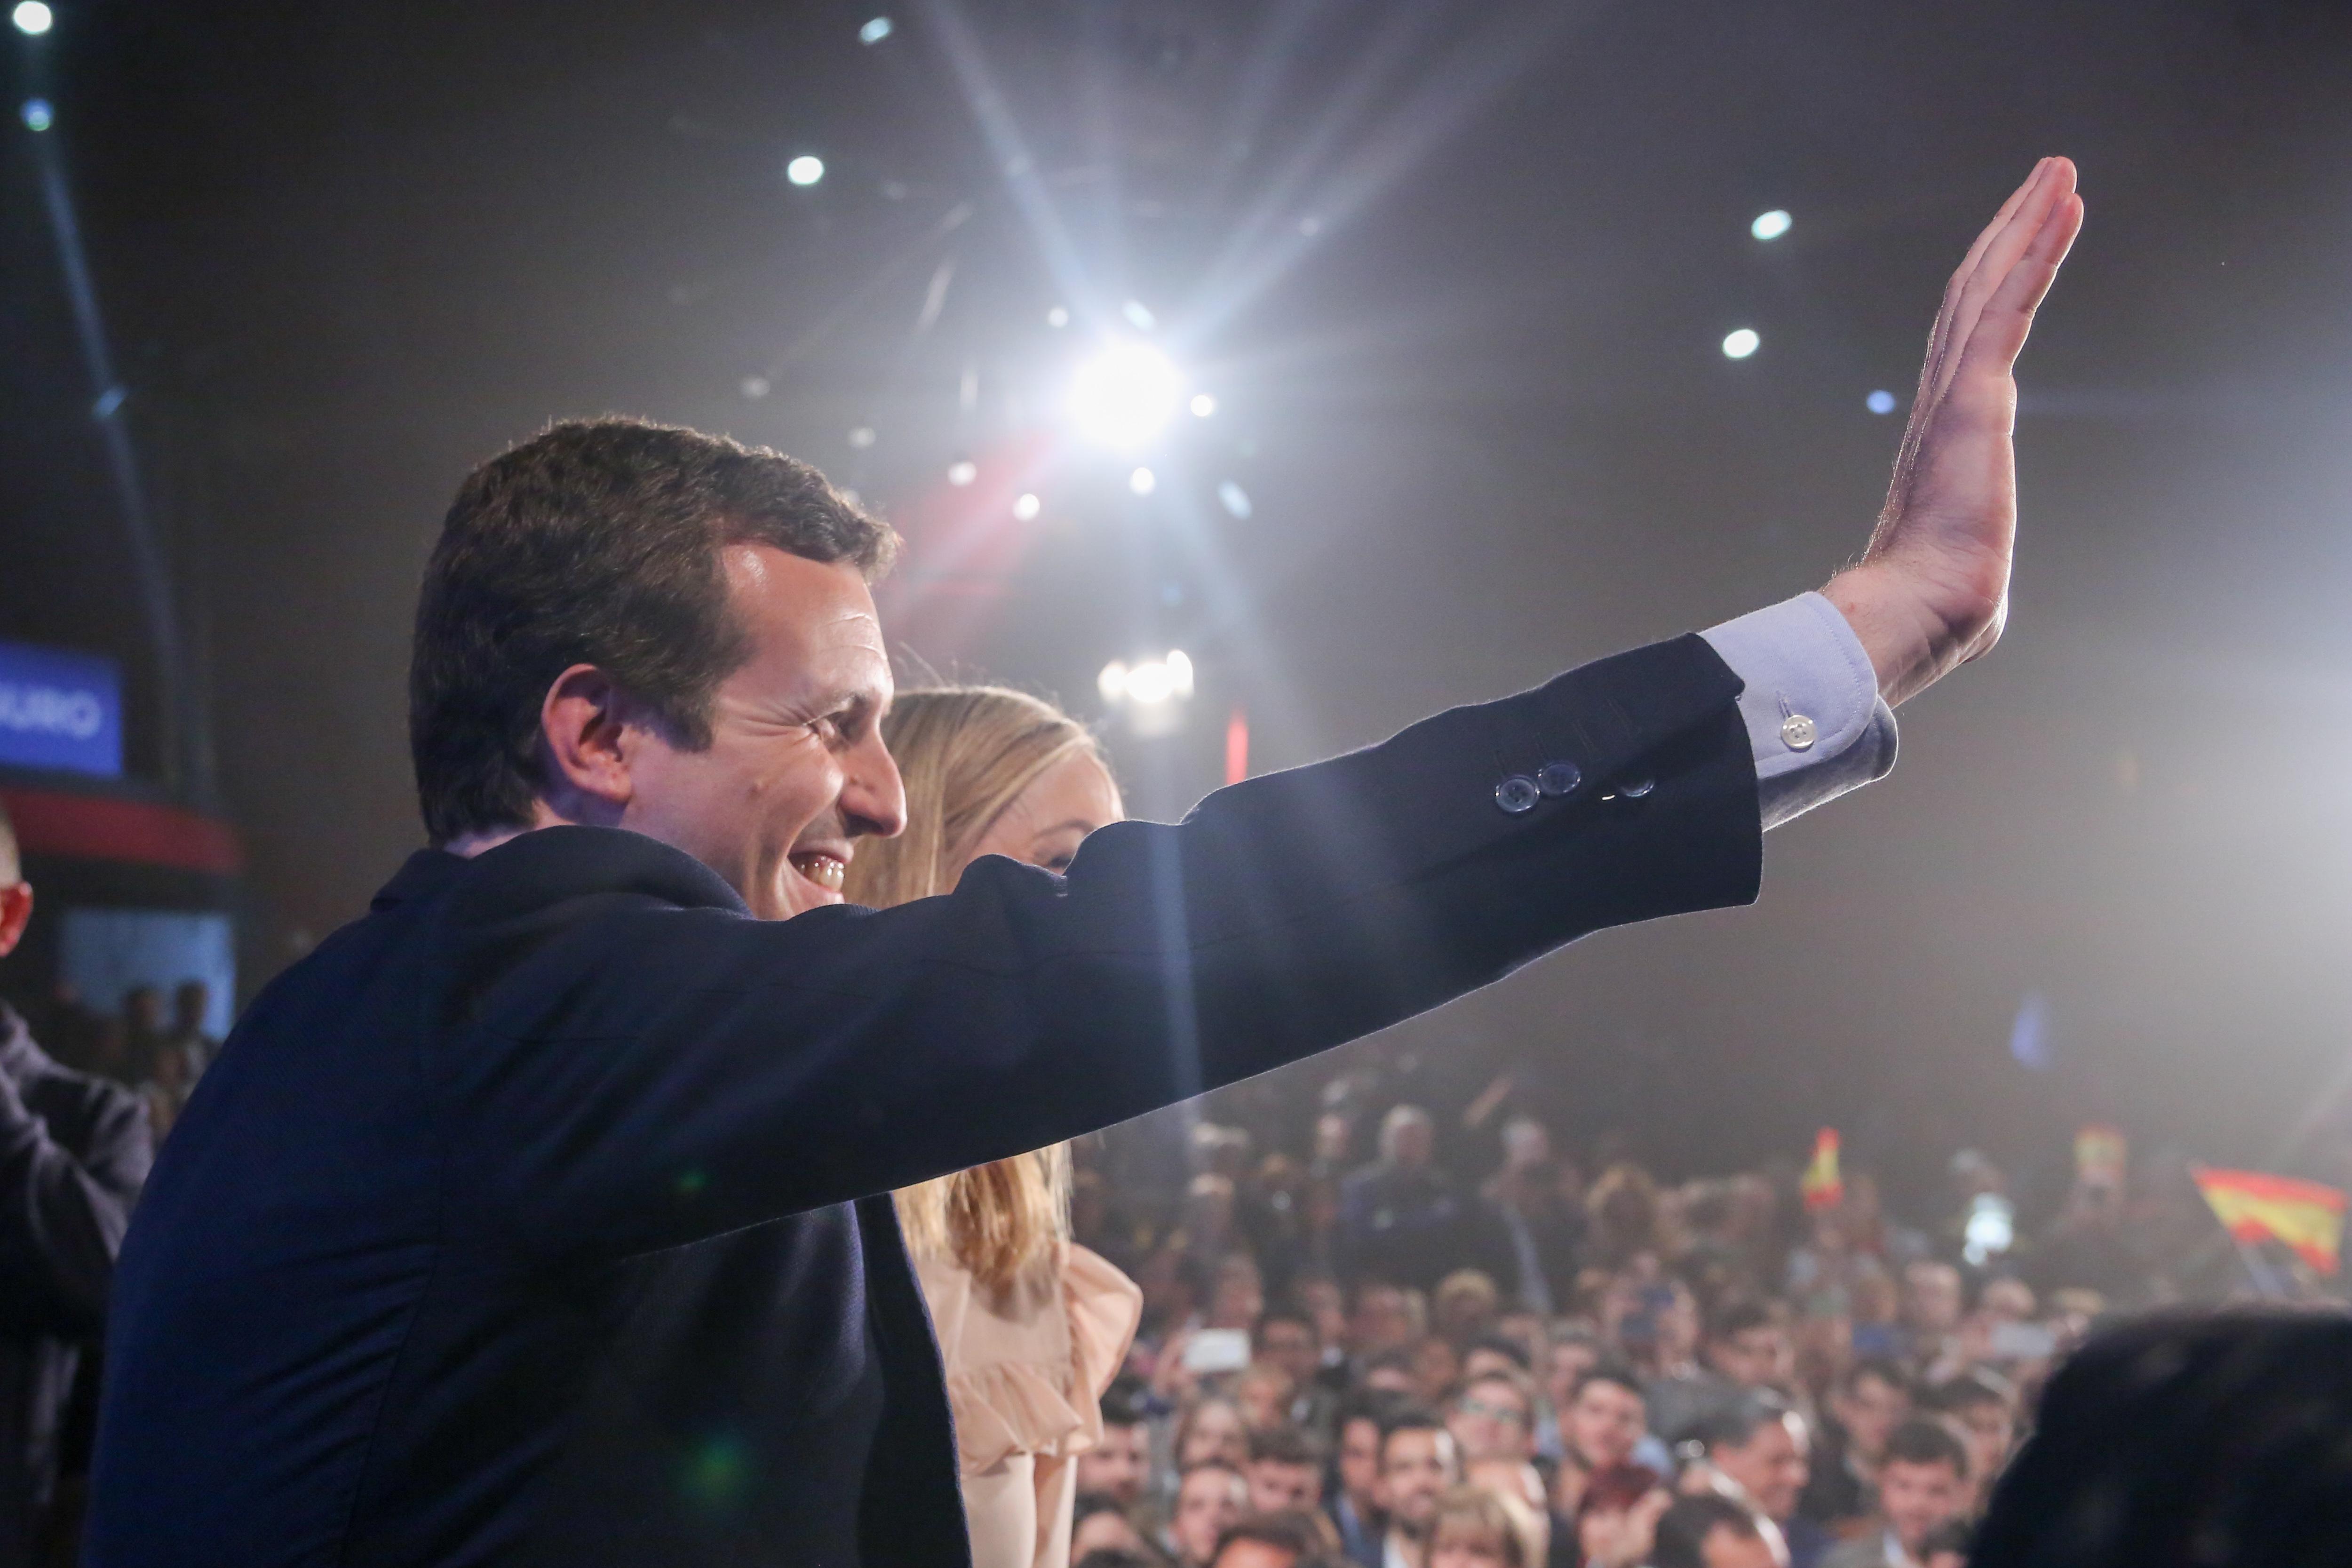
[1950,191,2085,380]
[1929,160,2077,407]
[1891,160,2058,498]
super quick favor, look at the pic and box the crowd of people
[1046,1041,2305,1568]
[19,977,220,1143]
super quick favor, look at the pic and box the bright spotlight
[946,459,977,487]
[1216,481,1253,520]
[1121,299,1156,331]
[739,376,770,399]
[11,1,52,35]
[858,15,893,43]
[1750,209,1792,241]
[1721,328,1761,360]
[1045,305,1070,328]
[1071,342,1183,448]
[1189,393,1217,418]
[1012,492,1041,521]
[848,426,876,448]
[21,97,51,131]
[786,155,826,187]
[1128,466,1157,495]
[1866,389,1898,415]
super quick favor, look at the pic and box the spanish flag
[2193,1166,2347,1275]
[1800,1129,1843,1212]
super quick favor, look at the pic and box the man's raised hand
[1825,158,2084,707]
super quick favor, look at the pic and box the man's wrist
[1821,561,1991,708]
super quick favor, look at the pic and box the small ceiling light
[1216,481,1252,520]
[1189,393,1217,418]
[1750,209,1792,241]
[1721,328,1761,360]
[1866,389,1898,415]
[947,459,978,487]
[1128,466,1157,496]
[1012,492,1042,521]
[848,426,876,447]
[1121,299,1156,331]
[739,375,770,399]
[11,1,52,35]
[1070,342,1183,448]
[1097,661,1128,702]
[786,155,826,187]
[1045,305,1070,328]
[20,97,51,131]
[858,15,893,43]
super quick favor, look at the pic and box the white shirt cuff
[1700,591,1898,830]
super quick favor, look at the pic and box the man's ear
[537,665,636,824]
[0,883,32,961]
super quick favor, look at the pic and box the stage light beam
[786,155,826,187]
[1217,481,1253,520]
[1012,492,1041,521]
[1189,393,1216,418]
[11,2,52,35]
[1128,466,1157,496]
[1867,390,1898,415]
[21,97,52,131]
[1750,209,1792,241]
[858,16,893,44]
[1722,328,1761,360]
[1070,342,1184,449]
[946,459,977,487]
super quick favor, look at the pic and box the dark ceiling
[6,0,2352,1202]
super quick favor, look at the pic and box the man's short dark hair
[1925,1366,2015,1417]
[1336,1389,1406,1434]
[1650,1494,1763,1568]
[1211,1509,1330,1568]
[1883,1417,1970,1480]
[1706,1295,1777,1345]
[409,418,897,844]
[1256,1306,1319,1346]
[1697,1389,1796,1453]
[1839,1355,1912,1400]
[1572,1360,1647,1404]
[1073,1490,1129,1525]
[1248,1423,1324,1468]
[1465,1330,1533,1371]
[1100,1374,1146,1430]
[1073,1551,1160,1568]
[1378,1404,1446,1457]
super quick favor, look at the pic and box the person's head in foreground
[1173,1462,1250,1568]
[1970,1311,2352,1568]
[1923,1365,2018,1508]
[1875,1417,1971,1561]
[1426,1486,1528,1568]
[412,418,905,915]
[1649,1494,1776,1568]
[1208,1509,1331,1568]
[1376,1407,1459,1554]
[1701,1390,1809,1522]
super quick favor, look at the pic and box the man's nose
[841,732,907,839]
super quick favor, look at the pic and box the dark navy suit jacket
[87,633,1760,1565]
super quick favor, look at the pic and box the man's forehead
[723,543,891,681]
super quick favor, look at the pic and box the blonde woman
[842,686,1143,1568]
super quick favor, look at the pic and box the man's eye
[1042,854,1074,874]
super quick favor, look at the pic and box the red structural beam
[0,787,244,876]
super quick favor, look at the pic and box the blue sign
[0,641,123,777]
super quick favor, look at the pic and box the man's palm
[1828,158,2085,706]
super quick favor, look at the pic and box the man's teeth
[793,855,846,893]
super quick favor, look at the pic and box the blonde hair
[856,686,1109,1292]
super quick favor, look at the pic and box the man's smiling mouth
[789,852,847,895]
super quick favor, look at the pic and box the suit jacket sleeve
[434,633,1761,1261]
